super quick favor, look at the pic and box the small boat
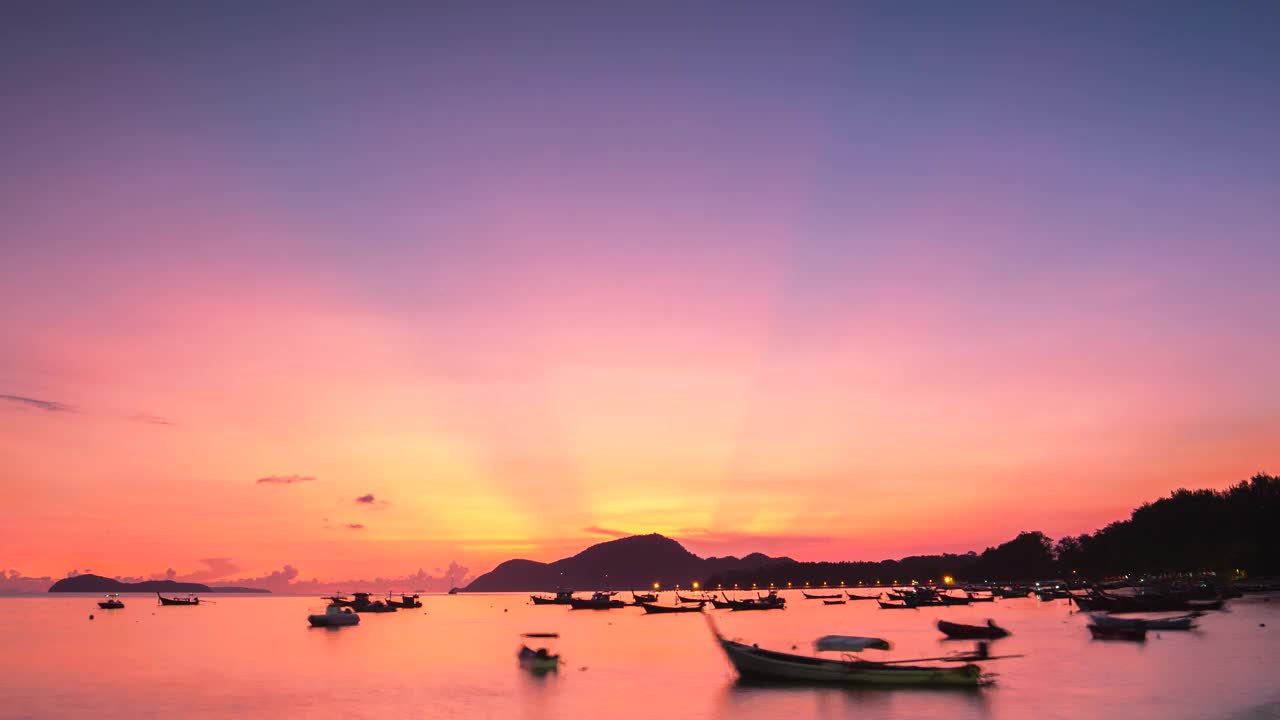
[718,591,785,611]
[967,593,996,603]
[569,592,626,610]
[447,587,460,595]
[1088,624,1147,641]
[707,618,984,688]
[630,591,658,604]
[996,587,1032,599]
[530,589,575,605]
[308,604,360,627]
[156,592,199,606]
[802,590,844,600]
[517,633,561,672]
[1088,613,1197,631]
[640,601,705,614]
[878,599,917,610]
[347,592,397,613]
[938,593,971,606]
[98,594,125,609]
[846,592,878,601]
[823,599,847,605]
[676,592,708,604]
[385,593,422,609]
[937,619,1010,640]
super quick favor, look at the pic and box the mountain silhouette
[463,533,793,591]
[48,574,269,593]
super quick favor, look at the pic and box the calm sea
[2,592,1277,719]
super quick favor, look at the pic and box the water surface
[2,592,1276,719]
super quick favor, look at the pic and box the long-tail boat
[802,590,844,600]
[937,619,1010,640]
[156,592,199,606]
[707,617,986,688]
[640,601,705,614]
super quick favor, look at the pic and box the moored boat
[530,589,575,605]
[569,592,626,610]
[1088,624,1147,641]
[707,619,984,688]
[630,591,658,604]
[156,592,199,606]
[517,633,561,672]
[823,599,847,605]
[878,599,917,610]
[846,592,878,601]
[385,593,422,609]
[640,601,705,614]
[308,604,360,627]
[937,619,1010,640]
[802,590,844,600]
[1088,613,1197,631]
[98,593,125,609]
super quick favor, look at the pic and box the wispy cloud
[584,525,630,538]
[255,474,316,485]
[346,523,365,530]
[1,394,76,413]
[130,413,176,426]
[355,494,389,506]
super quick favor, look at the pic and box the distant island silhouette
[48,574,270,594]
[465,473,1278,591]
[464,533,793,591]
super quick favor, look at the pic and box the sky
[2,1,1278,589]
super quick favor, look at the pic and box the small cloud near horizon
[355,494,389,506]
[131,412,176,426]
[584,525,630,538]
[256,474,316,485]
[1,394,76,413]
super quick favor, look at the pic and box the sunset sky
[2,3,1277,588]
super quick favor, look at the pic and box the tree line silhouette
[703,473,1278,588]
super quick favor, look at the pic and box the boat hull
[640,602,704,614]
[1088,625,1147,641]
[308,614,360,627]
[937,620,1009,639]
[715,636,981,687]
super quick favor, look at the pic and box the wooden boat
[1088,624,1147,641]
[937,619,1010,640]
[846,592,878,600]
[967,593,996,603]
[878,599,917,610]
[823,599,847,605]
[802,590,844,600]
[346,592,397,613]
[707,619,984,688]
[308,604,360,627]
[385,593,422,609]
[995,587,1031,599]
[517,633,561,672]
[569,592,626,610]
[530,589,575,605]
[938,593,972,606]
[156,592,199,606]
[630,591,658,604]
[1088,613,1197,631]
[1075,590,1223,613]
[640,601,705,614]
[676,592,708,604]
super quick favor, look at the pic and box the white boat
[308,604,360,627]
[98,593,124,609]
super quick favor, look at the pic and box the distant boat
[1089,613,1197,631]
[675,592,708,604]
[718,591,785,611]
[706,618,984,688]
[822,599,847,605]
[938,593,972,606]
[846,592,878,601]
[447,587,460,595]
[98,593,124,609]
[877,599,916,610]
[640,601,704,614]
[569,592,626,610]
[967,593,996,603]
[530,589,575,605]
[937,619,1010,640]
[308,604,359,627]
[385,593,422,609]
[156,592,199,606]
[517,633,561,672]
[802,590,843,600]
[1088,624,1147,641]
[347,592,396,613]
[629,591,659,604]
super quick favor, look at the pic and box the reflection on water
[0,592,1276,719]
